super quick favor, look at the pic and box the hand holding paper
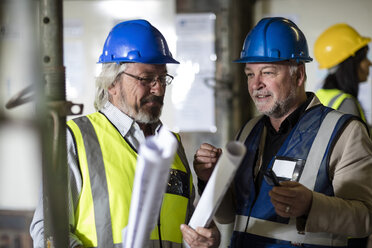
[188,141,246,229]
[193,143,222,182]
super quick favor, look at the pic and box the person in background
[315,24,372,248]
[192,17,372,248]
[30,19,220,248]
[314,23,371,127]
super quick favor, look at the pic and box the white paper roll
[123,127,178,248]
[188,141,246,229]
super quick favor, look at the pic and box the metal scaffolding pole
[39,0,69,247]
[3,0,83,246]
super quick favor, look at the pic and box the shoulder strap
[236,115,264,142]
[328,92,344,108]
[299,110,344,190]
[72,116,114,247]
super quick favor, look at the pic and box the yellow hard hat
[314,23,371,69]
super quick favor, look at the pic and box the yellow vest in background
[316,88,366,122]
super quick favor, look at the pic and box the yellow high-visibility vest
[316,88,366,122]
[67,112,192,248]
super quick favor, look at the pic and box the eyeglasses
[121,71,174,87]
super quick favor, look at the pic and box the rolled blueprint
[122,127,178,248]
[188,141,246,229]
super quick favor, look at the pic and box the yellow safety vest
[67,112,192,248]
[316,88,366,122]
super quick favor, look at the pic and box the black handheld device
[264,169,281,186]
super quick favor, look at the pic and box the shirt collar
[100,102,162,137]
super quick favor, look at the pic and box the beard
[116,87,164,124]
[254,83,298,119]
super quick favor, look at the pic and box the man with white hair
[31,19,220,248]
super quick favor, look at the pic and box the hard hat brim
[233,57,313,63]
[317,36,371,69]
[98,56,180,64]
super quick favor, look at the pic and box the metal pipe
[39,0,69,247]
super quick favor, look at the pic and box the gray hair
[94,63,127,110]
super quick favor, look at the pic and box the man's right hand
[193,143,222,182]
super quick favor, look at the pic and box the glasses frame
[121,71,174,87]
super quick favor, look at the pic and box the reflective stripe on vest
[71,239,183,248]
[316,88,366,122]
[236,115,263,142]
[233,110,348,246]
[234,215,347,247]
[67,112,192,247]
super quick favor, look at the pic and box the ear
[108,83,117,96]
[296,64,306,87]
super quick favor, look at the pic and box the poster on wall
[170,13,217,132]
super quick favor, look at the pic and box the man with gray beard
[191,17,372,248]
[30,19,220,248]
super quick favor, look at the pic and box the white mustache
[252,90,272,97]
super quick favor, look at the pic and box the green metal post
[40,0,69,247]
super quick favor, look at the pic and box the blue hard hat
[98,19,179,64]
[234,17,313,63]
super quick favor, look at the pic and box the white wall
[0,124,42,210]
[252,0,372,124]
[0,0,41,211]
